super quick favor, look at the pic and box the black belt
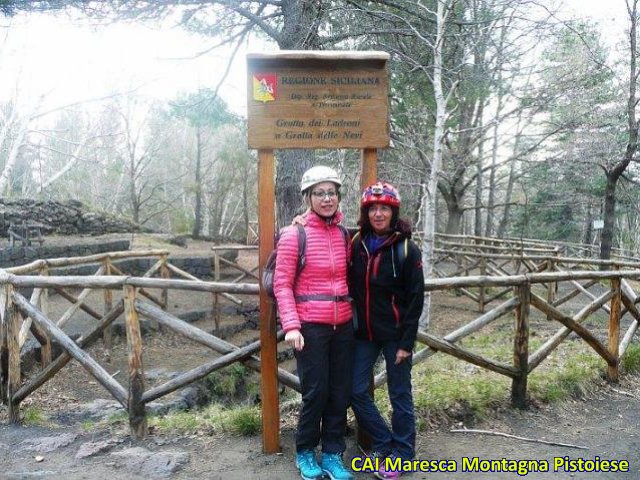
[295,294,352,303]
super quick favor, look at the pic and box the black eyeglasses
[311,190,338,200]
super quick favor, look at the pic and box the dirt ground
[2,380,640,479]
[1,235,639,479]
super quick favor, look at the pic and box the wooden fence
[432,233,640,314]
[1,245,640,449]
[435,232,639,262]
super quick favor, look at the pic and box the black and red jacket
[349,230,425,351]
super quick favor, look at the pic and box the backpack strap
[337,224,349,246]
[295,224,306,275]
[386,236,407,279]
[393,237,408,278]
[350,230,361,259]
[397,237,408,265]
[337,224,350,262]
[263,224,307,301]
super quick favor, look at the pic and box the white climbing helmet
[300,165,342,192]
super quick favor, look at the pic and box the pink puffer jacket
[273,211,352,333]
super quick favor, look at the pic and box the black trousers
[295,321,354,454]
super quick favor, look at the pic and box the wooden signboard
[247,51,390,149]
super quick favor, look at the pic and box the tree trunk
[128,154,139,225]
[446,203,463,235]
[420,0,450,329]
[601,0,639,260]
[192,127,203,239]
[0,122,27,196]
[495,156,516,239]
[484,20,508,238]
[275,150,313,228]
[242,165,250,244]
[474,112,484,237]
[600,174,618,260]
[496,112,524,238]
[583,203,593,245]
[484,101,504,237]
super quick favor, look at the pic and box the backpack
[261,223,349,299]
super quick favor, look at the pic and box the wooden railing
[210,245,259,327]
[0,270,262,434]
[432,235,640,313]
[2,245,640,449]
[412,270,640,407]
[436,232,640,261]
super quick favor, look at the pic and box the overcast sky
[0,1,630,118]
[0,11,269,116]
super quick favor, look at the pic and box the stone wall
[51,256,215,279]
[1,248,215,279]
[0,198,142,236]
[0,240,131,269]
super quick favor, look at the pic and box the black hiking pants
[295,321,354,454]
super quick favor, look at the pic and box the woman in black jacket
[349,182,424,479]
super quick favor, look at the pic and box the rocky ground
[1,377,640,479]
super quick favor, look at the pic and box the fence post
[34,265,52,366]
[479,257,487,313]
[213,251,220,331]
[124,285,147,439]
[608,277,621,382]
[462,253,469,277]
[511,283,530,409]
[6,284,21,422]
[103,259,113,349]
[160,254,169,311]
[545,255,557,321]
[29,319,51,368]
[258,149,279,453]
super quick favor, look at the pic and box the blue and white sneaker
[295,449,324,480]
[321,452,354,480]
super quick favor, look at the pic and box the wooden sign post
[247,50,389,453]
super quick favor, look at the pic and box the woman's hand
[285,329,305,351]
[395,348,412,365]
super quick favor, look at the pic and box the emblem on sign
[253,73,277,102]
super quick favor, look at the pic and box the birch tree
[418,0,450,327]
[600,0,639,259]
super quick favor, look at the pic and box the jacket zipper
[362,241,374,341]
[391,294,401,327]
[373,254,381,277]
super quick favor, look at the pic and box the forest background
[1,0,639,263]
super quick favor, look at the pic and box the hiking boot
[321,452,354,480]
[375,454,403,479]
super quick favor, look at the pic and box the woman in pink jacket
[273,165,354,480]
